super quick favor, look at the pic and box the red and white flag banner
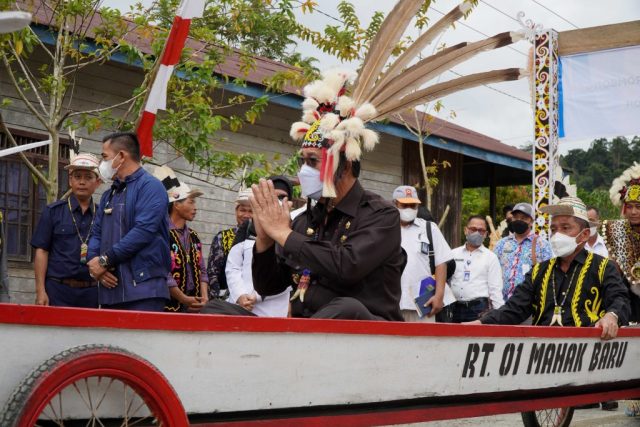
[136,0,205,157]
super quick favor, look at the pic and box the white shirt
[399,218,454,310]
[225,239,290,317]
[449,244,504,309]
[585,234,609,258]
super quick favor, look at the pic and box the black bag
[425,221,456,280]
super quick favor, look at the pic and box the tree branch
[59,88,147,127]
[438,204,450,229]
[62,44,120,74]
[28,26,56,61]
[8,42,49,115]
[1,54,51,132]
[0,113,49,187]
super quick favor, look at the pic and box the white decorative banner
[559,45,640,141]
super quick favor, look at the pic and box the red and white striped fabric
[137,0,206,157]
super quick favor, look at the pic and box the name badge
[464,271,471,282]
[420,242,430,255]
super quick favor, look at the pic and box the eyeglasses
[297,156,321,169]
[467,227,487,234]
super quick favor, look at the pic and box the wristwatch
[98,255,110,269]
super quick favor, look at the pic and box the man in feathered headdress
[228,0,530,320]
[248,69,405,321]
[604,162,640,323]
[603,164,640,417]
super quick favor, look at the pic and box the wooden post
[532,29,559,239]
[489,165,497,222]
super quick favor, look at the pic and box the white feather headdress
[292,0,527,198]
[610,162,640,206]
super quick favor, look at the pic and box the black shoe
[575,403,599,409]
[601,401,618,411]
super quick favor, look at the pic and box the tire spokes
[36,376,158,426]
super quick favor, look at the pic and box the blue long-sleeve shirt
[88,167,170,305]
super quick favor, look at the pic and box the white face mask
[398,207,418,223]
[297,164,323,200]
[550,232,582,258]
[98,152,121,182]
[589,226,597,237]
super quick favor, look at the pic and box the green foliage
[462,185,532,225]
[462,136,639,228]
[577,188,618,221]
[561,137,640,193]
[295,1,385,62]
[3,0,325,200]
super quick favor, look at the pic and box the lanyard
[67,198,96,264]
[549,264,579,326]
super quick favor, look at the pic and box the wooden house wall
[402,139,463,246]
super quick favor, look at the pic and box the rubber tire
[521,407,575,427]
[0,344,188,427]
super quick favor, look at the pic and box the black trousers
[202,297,384,321]
[450,298,489,323]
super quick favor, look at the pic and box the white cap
[236,188,253,204]
[65,153,99,174]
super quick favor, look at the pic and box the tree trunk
[47,130,59,203]
[417,133,431,211]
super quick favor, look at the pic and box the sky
[105,0,640,154]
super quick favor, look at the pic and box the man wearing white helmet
[31,153,102,307]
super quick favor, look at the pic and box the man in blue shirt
[87,132,170,311]
[31,153,102,307]
[493,202,553,301]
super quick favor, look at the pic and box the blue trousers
[45,278,98,308]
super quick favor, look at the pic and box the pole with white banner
[531,19,640,236]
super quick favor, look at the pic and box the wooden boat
[1,303,639,426]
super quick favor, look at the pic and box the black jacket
[482,249,630,327]
[253,181,405,321]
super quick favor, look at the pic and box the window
[0,130,70,262]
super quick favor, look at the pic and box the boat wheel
[0,344,187,427]
[521,407,574,427]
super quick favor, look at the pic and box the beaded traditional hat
[288,0,527,198]
[610,162,640,206]
[540,196,589,222]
